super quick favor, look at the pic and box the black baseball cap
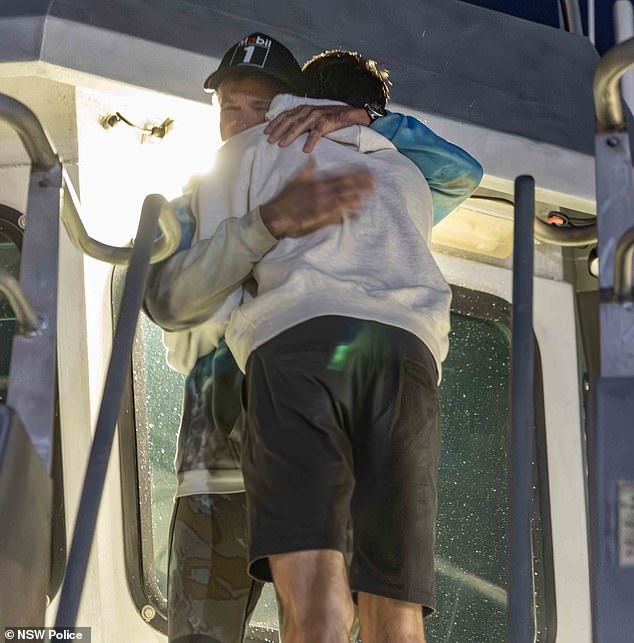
[203,33,304,94]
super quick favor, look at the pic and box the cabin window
[117,296,184,630]
[121,284,554,641]
[132,314,185,598]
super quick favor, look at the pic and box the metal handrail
[594,36,634,130]
[62,172,181,265]
[0,92,181,265]
[613,227,634,299]
[0,270,41,335]
[534,217,597,247]
[508,175,536,643]
[0,94,58,170]
[55,194,162,627]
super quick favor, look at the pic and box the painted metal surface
[0,405,52,631]
[595,131,634,377]
[5,162,61,471]
[0,0,599,154]
[436,253,591,643]
[0,92,61,471]
[588,33,634,643]
[0,268,40,334]
[588,378,634,643]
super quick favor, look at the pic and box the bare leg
[358,592,425,643]
[269,549,354,643]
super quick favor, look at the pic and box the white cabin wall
[64,83,220,640]
[0,166,29,213]
[436,254,592,643]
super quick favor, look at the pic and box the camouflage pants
[167,493,360,642]
[167,493,264,643]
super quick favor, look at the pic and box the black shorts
[241,316,440,614]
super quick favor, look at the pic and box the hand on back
[265,105,372,153]
[259,159,374,239]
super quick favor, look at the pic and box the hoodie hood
[266,94,396,154]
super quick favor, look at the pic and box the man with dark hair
[151,33,375,643]
[147,34,482,643]
[304,50,390,108]
[266,49,482,225]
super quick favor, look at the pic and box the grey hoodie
[154,95,452,378]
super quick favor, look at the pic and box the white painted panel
[435,252,592,643]
[0,166,29,213]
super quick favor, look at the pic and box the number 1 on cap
[243,46,255,64]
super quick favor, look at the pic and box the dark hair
[302,50,391,109]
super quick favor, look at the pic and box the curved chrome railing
[613,227,634,300]
[0,94,58,170]
[56,193,163,627]
[594,36,634,131]
[0,270,41,335]
[0,93,181,265]
[61,174,181,265]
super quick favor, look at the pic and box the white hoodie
[156,95,452,378]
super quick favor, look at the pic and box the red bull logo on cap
[231,34,272,68]
[242,35,272,48]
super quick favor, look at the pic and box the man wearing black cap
[204,33,305,95]
[150,33,376,643]
[147,32,481,643]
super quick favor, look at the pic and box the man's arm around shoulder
[144,201,277,331]
[144,158,375,331]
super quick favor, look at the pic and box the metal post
[507,175,536,643]
[0,269,42,335]
[0,93,62,472]
[560,0,584,35]
[589,35,634,643]
[594,131,634,375]
[55,195,161,627]
[588,0,596,44]
[0,93,60,629]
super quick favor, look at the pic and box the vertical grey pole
[507,175,536,643]
[560,0,584,34]
[55,195,161,627]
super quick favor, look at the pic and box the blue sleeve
[153,193,196,251]
[371,112,483,226]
